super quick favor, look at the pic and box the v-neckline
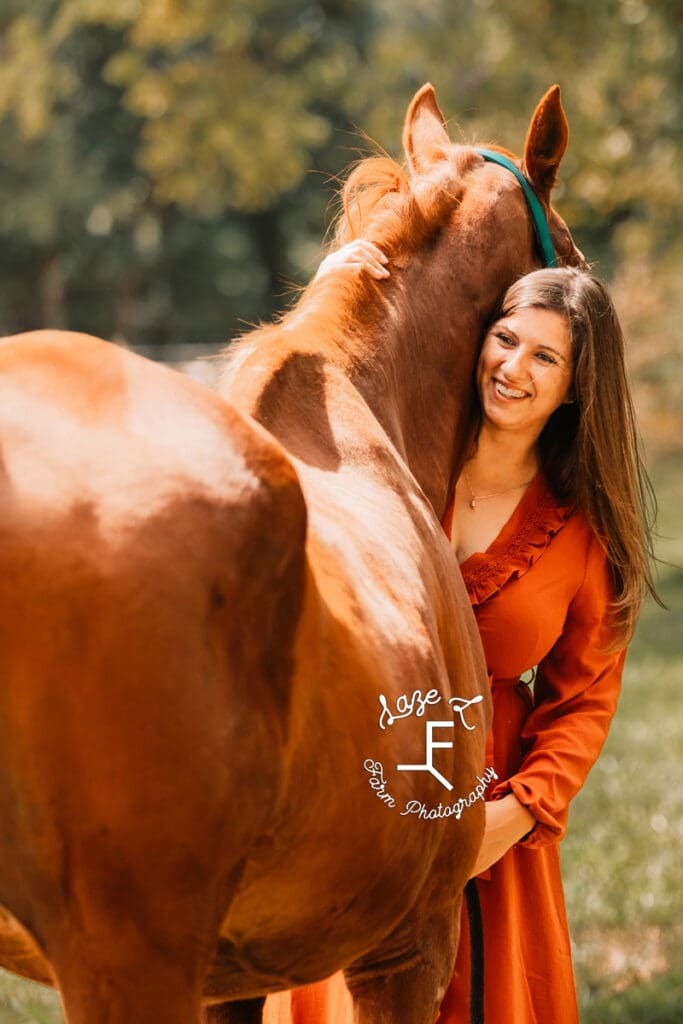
[457,472,543,571]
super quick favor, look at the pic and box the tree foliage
[0,0,680,426]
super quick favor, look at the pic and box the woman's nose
[501,348,530,381]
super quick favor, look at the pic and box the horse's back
[0,330,307,1014]
[0,330,279,511]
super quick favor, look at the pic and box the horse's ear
[403,83,451,176]
[522,85,569,201]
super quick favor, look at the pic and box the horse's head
[400,82,582,275]
[223,85,583,523]
[319,84,584,518]
[332,84,583,320]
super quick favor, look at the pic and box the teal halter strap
[475,147,558,268]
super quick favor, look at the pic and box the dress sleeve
[490,531,626,849]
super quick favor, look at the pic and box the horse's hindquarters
[0,331,308,1017]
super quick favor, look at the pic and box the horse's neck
[222,158,550,519]
[363,219,542,516]
[345,269,484,520]
[222,287,479,523]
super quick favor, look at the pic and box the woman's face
[476,306,574,442]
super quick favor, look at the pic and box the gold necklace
[462,467,535,510]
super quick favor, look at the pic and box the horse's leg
[54,959,205,1024]
[201,999,266,1024]
[343,895,463,1024]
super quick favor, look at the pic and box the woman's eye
[536,352,557,365]
[496,333,514,346]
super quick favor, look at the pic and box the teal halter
[475,148,558,268]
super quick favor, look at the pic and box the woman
[264,247,657,1024]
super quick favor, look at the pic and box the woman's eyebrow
[493,322,518,338]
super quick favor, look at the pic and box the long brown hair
[492,267,658,646]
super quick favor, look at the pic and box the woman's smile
[492,380,530,400]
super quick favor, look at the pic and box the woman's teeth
[495,382,527,399]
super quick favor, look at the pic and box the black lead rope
[465,878,485,1024]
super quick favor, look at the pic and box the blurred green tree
[0,0,377,342]
[0,0,680,369]
[362,0,681,275]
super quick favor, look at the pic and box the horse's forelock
[333,156,411,245]
[333,148,478,254]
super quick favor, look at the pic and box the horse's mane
[221,157,415,359]
[219,141,496,384]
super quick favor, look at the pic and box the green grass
[1,460,680,1022]
[0,973,62,1024]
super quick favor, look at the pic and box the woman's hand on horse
[314,240,390,281]
[469,794,536,877]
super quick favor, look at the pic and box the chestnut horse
[0,85,580,1024]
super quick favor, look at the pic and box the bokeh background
[0,1,681,1021]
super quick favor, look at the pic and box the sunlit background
[0,1,681,1021]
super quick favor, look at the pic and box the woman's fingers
[353,241,390,278]
[353,241,390,276]
[314,240,390,281]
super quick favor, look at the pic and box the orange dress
[264,474,625,1024]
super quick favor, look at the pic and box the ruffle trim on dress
[462,487,574,606]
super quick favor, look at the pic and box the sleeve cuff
[490,776,567,850]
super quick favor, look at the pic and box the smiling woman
[439,266,660,1024]
[453,266,657,641]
